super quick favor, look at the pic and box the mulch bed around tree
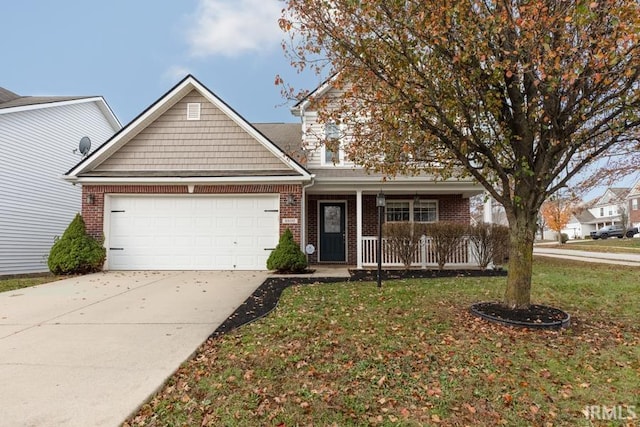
[470,301,571,330]
[210,269,509,338]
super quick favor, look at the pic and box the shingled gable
[65,75,311,183]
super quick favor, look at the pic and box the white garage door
[107,195,279,270]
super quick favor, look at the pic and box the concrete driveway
[0,270,266,427]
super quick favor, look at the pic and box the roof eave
[64,175,312,185]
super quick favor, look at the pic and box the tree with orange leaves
[541,200,574,243]
[280,0,640,309]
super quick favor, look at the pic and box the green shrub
[48,214,106,275]
[560,233,569,244]
[266,229,308,273]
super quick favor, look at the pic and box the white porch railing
[361,235,478,268]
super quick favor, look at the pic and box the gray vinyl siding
[0,102,118,275]
[94,91,289,172]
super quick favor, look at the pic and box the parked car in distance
[590,225,639,239]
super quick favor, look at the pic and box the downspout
[300,175,316,253]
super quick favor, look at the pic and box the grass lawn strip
[0,275,64,293]
[544,238,640,254]
[125,258,640,426]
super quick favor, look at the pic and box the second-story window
[600,207,604,217]
[323,123,343,165]
[633,199,638,210]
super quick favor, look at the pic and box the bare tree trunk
[504,209,538,309]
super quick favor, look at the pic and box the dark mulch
[210,269,509,339]
[209,276,348,338]
[470,301,571,330]
[349,268,507,281]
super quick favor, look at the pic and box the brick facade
[306,193,470,265]
[83,185,470,268]
[81,184,303,242]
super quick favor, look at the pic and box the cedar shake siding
[92,90,292,174]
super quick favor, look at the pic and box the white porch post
[483,192,493,223]
[356,190,363,269]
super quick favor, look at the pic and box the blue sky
[2,0,636,198]
[0,0,319,125]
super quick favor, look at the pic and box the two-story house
[64,75,483,271]
[582,187,631,235]
[0,87,120,276]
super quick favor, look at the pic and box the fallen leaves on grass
[124,261,640,427]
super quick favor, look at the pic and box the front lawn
[126,258,640,426]
[0,274,63,293]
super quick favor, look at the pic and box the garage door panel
[108,195,279,270]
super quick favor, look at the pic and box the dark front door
[319,202,346,262]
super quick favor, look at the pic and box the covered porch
[301,173,485,269]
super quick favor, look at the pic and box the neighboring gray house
[0,87,120,276]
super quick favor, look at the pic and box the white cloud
[186,0,283,57]
[163,65,192,82]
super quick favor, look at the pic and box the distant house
[627,177,640,228]
[561,209,596,240]
[585,187,630,232]
[0,87,120,276]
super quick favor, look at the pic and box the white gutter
[300,175,316,253]
[64,175,312,185]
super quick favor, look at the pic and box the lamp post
[376,191,386,288]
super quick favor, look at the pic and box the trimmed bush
[266,229,308,273]
[560,233,569,244]
[48,214,106,275]
[468,223,510,270]
[383,222,427,270]
[424,221,468,270]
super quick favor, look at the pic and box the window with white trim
[386,200,438,223]
[414,200,438,222]
[322,122,344,165]
[633,198,638,210]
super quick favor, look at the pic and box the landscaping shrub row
[384,221,510,270]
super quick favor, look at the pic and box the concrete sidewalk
[533,247,640,266]
[0,270,265,427]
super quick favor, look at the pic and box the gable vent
[187,102,201,120]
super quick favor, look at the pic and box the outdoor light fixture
[376,191,385,288]
[286,194,296,206]
[86,194,95,205]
